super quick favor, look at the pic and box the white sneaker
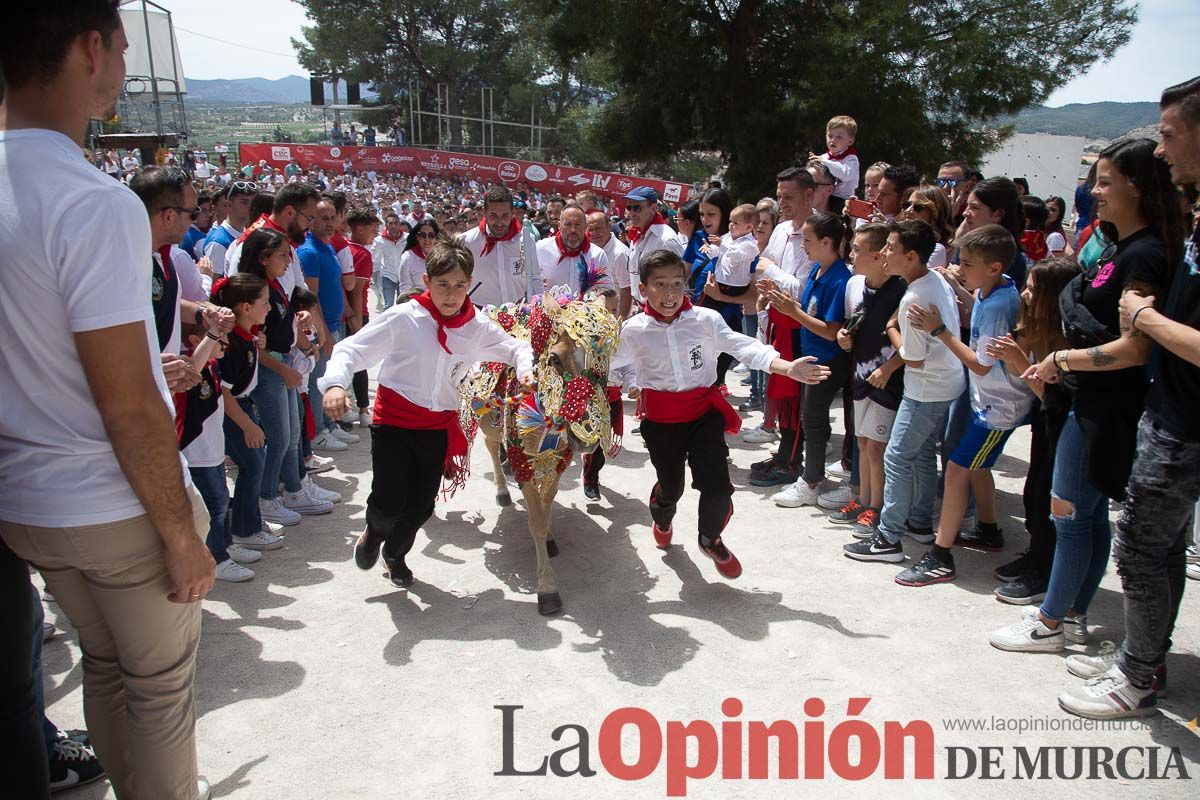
[215,559,254,582]
[741,425,778,444]
[817,486,852,510]
[227,543,262,563]
[262,519,284,534]
[259,497,302,526]
[282,490,333,515]
[305,453,336,474]
[301,475,341,504]
[329,427,360,444]
[825,459,849,480]
[989,608,1064,653]
[732,363,750,374]
[1187,562,1200,581]
[1058,664,1156,720]
[1187,543,1199,565]
[312,430,348,452]
[356,411,372,427]
[232,530,284,550]
[772,480,822,508]
[1066,641,1120,680]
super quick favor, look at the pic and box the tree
[533,0,1138,198]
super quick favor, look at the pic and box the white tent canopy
[119,0,187,95]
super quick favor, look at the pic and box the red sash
[642,386,741,434]
[766,306,802,400]
[373,385,469,496]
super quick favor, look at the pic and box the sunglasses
[226,180,256,196]
[416,231,437,239]
[625,204,644,212]
[163,206,200,221]
[935,178,960,188]
[903,202,934,212]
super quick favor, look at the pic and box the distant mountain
[1002,102,1160,141]
[185,75,375,104]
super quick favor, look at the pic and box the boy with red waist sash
[320,241,534,587]
[610,250,831,578]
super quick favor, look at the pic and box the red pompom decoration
[560,375,594,423]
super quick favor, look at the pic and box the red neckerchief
[232,325,254,341]
[382,232,404,244]
[413,291,476,354]
[555,230,591,262]
[237,213,289,245]
[642,295,692,323]
[826,146,859,162]
[410,242,426,261]
[156,245,173,281]
[628,212,665,245]
[480,217,520,256]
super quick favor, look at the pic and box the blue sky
[153,0,1198,106]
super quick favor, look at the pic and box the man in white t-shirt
[533,206,612,296]
[0,9,214,798]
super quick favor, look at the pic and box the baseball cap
[623,186,658,203]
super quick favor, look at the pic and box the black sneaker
[353,530,383,570]
[583,482,601,501]
[60,729,90,746]
[905,521,935,544]
[48,737,105,792]
[895,551,957,586]
[749,456,778,476]
[994,548,1033,582]
[994,571,1048,605]
[956,525,1004,552]
[388,559,414,588]
[738,397,763,412]
[843,532,905,563]
[748,465,798,487]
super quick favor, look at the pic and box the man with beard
[224,181,320,297]
[533,206,612,296]
[458,184,537,307]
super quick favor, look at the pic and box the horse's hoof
[546,539,559,558]
[496,491,512,507]
[537,592,563,616]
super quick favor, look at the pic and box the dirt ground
[41,375,1200,799]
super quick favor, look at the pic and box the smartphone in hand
[846,198,876,220]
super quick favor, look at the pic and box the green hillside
[1003,102,1160,140]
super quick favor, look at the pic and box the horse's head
[525,295,621,456]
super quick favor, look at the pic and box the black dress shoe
[353,531,383,570]
[583,482,601,501]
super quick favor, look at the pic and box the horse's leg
[540,472,563,558]
[521,478,561,615]
[484,427,511,507]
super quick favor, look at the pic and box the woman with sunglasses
[902,185,955,268]
[398,219,441,292]
[990,138,1184,665]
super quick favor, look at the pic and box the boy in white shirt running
[611,249,830,579]
[321,241,535,587]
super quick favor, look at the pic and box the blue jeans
[252,354,302,500]
[189,465,231,563]
[879,396,953,544]
[31,585,58,757]
[307,326,340,434]
[940,381,976,517]
[741,314,765,400]
[223,398,265,537]
[382,277,399,309]
[1041,411,1110,621]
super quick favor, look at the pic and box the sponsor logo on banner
[330,147,342,158]
[568,173,590,187]
[498,161,521,181]
[525,164,548,182]
[449,157,471,169]
[271,146,292,161]
[663,183,683,202]
[592,175,611,190]
[617,178,633,193]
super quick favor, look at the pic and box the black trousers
[801,353,852,484]
[365,425,447,564]
[0,539,49,798]
[641,410,734,543]
[1023,404,1064,576]
[581,399,623,487]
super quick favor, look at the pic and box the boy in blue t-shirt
[895,224,1035,587]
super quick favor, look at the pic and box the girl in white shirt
[320,240,534,588]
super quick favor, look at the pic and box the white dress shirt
[611,305,779,391]
[713,231,758,287]
[600,235,633,290]
[629,224,684,303]
[458,225,538,308]
[371,233,407,284]
[533,238,613,296]
[759,219,812,297]
[397,249,427,291]
[318,301,534,412]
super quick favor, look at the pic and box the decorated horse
[460,289,621,615]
